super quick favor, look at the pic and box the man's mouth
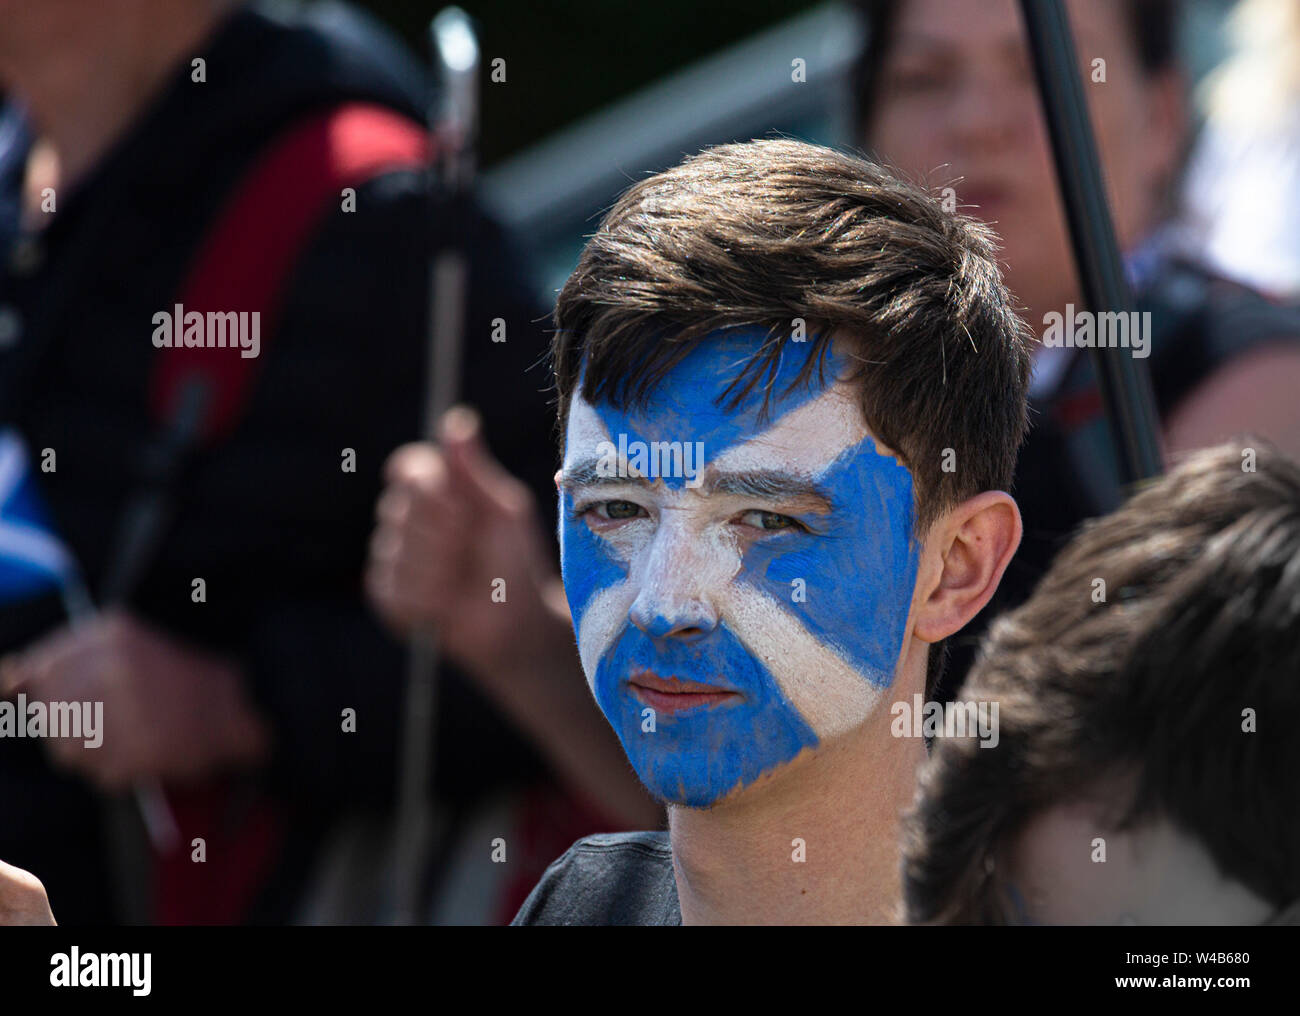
[626,670,741,715]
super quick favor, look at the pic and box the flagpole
[1017,0,1164,484]
[94,377,209,922]
[390,6,480,927]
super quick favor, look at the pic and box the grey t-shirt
[511,831,682,926]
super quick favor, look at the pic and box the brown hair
[552,139,1031,530]
[551,139,1032,698]
[903,439,1300,923]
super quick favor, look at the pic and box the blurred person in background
[0,101,26,261]
[853,0,1300,698]
[0,0,647,926]
[902,439,1300,925]
[1179,0,1300,299]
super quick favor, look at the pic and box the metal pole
[94,377,208,923]
[1018,0,1164,483]
[391,6,479,927]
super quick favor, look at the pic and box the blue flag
[0,427,81,604]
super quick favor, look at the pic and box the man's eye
[593,500,644,521]
[739,510,801,532]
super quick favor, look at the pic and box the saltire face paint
[559,328,921,808]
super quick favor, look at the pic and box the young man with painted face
[513,139,1033,925]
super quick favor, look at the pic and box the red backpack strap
[149,103,430,926]
[148,102,432,444]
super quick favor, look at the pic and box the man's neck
[668,701,926,925]
[0,0,238,193]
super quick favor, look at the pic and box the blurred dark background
[350,1,823,166]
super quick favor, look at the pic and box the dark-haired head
[904,439,1300,924]
[553,138,1033,703]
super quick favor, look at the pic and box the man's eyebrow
[560,460,835,510]
[707,469,834,509]
[558,457,650,489]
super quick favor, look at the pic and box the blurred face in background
[1005,784,1276,925]
[863,0,1184,327]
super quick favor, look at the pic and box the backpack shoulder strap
[148,103,432,445]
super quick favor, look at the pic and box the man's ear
[912,491,1021,643]
[554,468,562,491]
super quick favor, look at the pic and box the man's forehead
[608,333,833,434]
[566,330,861,449]
[563,376,876,480]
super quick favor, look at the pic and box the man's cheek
[558,502,624,628]
[741,454,919,687]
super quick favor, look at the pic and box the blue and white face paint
[559,329,921,808]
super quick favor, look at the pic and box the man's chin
[633,767,744,810]
[645,761,793,811]
[651,742,825,812]
[654,785,740,811]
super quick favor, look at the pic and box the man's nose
[628,526,720,641]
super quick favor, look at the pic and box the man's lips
[626,671,741,714]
